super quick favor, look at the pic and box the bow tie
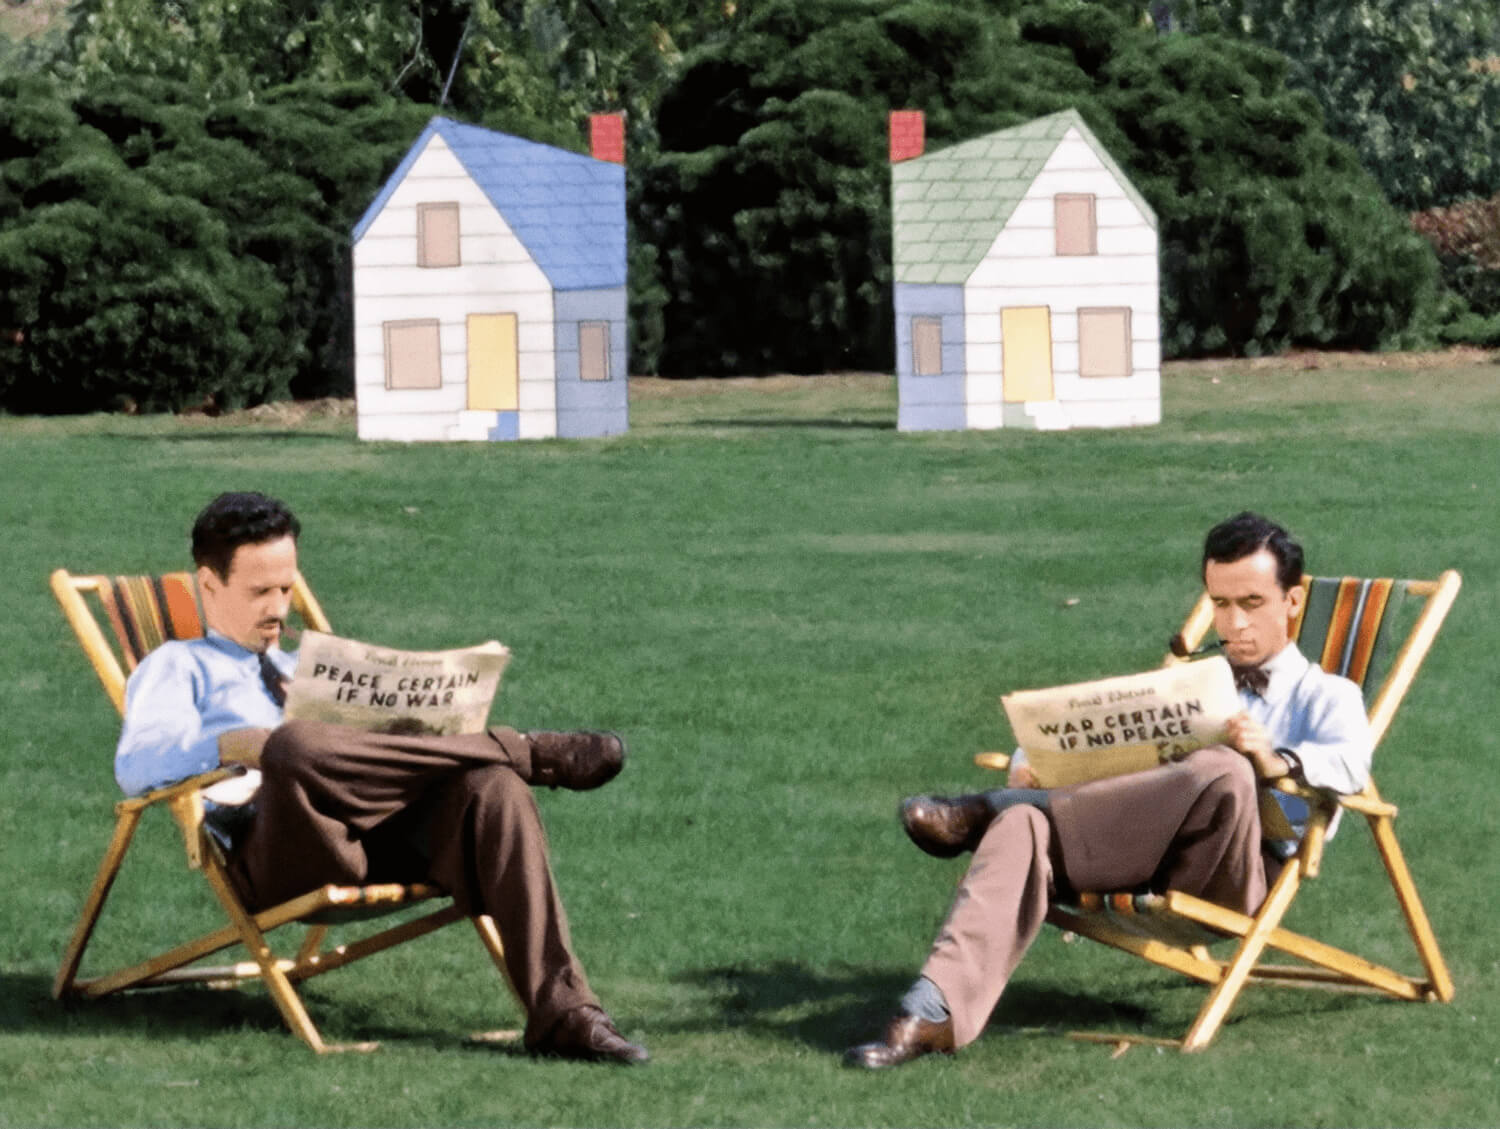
[1231,663,1270,697]
[258,652,287,707]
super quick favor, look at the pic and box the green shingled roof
[891,108,1155,286]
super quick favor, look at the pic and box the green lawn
[2,360,1497,1127]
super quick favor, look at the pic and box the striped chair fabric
[1290,576,1409,699]
[96,572,203,670]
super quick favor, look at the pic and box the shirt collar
[1258,642,1308,704]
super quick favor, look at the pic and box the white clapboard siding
[353,131,562,441]
[960,128,1159,430]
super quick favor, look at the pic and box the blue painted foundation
[895,283,966,432]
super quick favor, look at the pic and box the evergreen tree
[0,74,285,412]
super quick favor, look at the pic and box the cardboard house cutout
[352,115,628,441]
[890,108,1160,432]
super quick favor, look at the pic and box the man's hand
[218,727,272,768]
[1223,712,1289,780]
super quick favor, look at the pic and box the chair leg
[1180,861,1302,1052]
[295,925,330,972]
[1369,814,1455,1002]
[198,851,376,1054]
[54,809,143,999]
[471,914,522,1006]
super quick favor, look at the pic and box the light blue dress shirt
[114,630,297,796]
[1242,641,1372,847]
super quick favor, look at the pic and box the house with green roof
[890,108,1160,431]
[351,115,628,441]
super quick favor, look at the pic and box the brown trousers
[921,745,1268,1046]
[226,718,598,1044]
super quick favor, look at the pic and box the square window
[384,319,442,389]
[912,316,943,376]
[1055,194,1097,256]
[1077,307,1132,378]
[579,322,611,381]
[417,202,461,268]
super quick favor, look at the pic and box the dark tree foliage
[0,71,435,411]
[0,74,283,412]
[197,85,435,399]
[640,0,1084,375]
[1095,28,1440,355]
[636,0,1439,374]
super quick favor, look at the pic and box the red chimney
[590,113,625,164]
[889,110,925,163]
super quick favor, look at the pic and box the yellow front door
[1001,306,1054,402]
[467,313,519,411]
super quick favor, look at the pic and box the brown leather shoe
[844,1013,955,1069]
[901,794,993,858]
[527,731,625,791]
[532,1005,649,1064]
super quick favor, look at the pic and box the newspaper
[282,630,511,737]
[1001,656,1240,788]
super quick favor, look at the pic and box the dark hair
[1201,511,1303,591]
[191,492,300,579]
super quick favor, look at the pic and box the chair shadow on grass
[668,961,1164,1053]
[0,970,290,1043]
[669,960,1378,1053]
[0,969,534,1055]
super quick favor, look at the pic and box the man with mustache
[115,491,647,1063]
[846,512,1372,1068]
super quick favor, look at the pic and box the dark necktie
[258,652,287,707]
[1231,663,1269,697]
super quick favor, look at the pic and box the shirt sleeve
[1008,745,1029,775]
[1286,674,1372,796]
[114,646,221,795]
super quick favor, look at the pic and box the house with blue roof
[891,108,1160,432]
[351,115,628,441]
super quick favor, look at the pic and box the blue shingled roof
[352,116,626,291]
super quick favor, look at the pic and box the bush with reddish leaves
[1411,194,1500,344]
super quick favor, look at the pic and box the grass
[2,358,1498,1126]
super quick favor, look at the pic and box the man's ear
[196,563,221,597]
[1284,579,1305,623]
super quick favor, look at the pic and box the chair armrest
[117,768,245,870]
[115,767,246,814]
[1268,775,1397,818]
[1333,791,1399,818]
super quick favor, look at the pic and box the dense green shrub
[0,74,285,413]
[0,72,434,412]
[1098,30,1441,355]
[196,84,435,399]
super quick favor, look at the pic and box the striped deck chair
[975,569,1461,1052]
[49,568,515,1054]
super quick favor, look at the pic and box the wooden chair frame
[49,568,516,1054]
[976,569,1461,1052]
